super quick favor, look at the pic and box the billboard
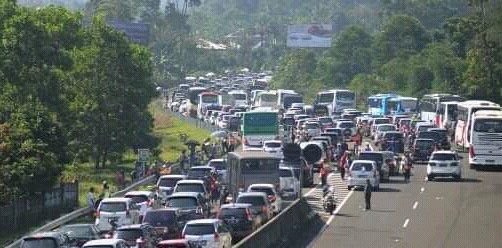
[106,20,150,45]
[287,24,332,48]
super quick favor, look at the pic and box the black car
[142,208,183,240]
[21,231,71,248]
[379,131,405,153]
[324,128,343,144]
[165,192,210,220]
[59,224,100,247]
[114,224,158,247]
[228,116,241,132]
[412,138,435,163]
[217,203,260,242]
[428,128,451,150]
[357,151,394,179]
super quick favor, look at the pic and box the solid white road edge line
[307,189,354,248]
[403,218,410,228]
[412,201,418,210]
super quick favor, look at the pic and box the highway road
[311,153,502,248]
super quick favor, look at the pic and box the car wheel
[427,175,434,181]
[454,175,461,181]
[347,185,352,190]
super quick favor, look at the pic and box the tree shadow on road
[376,187,401,192]
[430,178,482,183]
[475,167,502,172]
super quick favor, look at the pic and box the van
[95,198,141,232]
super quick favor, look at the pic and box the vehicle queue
[21,72,502,248]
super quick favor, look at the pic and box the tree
[348,74,387,109]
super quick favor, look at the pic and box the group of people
[87,181,111,211]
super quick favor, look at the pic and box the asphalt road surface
[312,152,502,248]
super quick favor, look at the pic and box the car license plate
[358,175,367,178]
[194,240,207,246]
[486,160,495,163]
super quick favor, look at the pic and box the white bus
[438,101,459,129]
[316,89,356,115]
[250,89,265,106]
[276,89,297,110]
[419,94,464,124]
[454,100,501,148]
[228,90,248,107]
[256,91,278,109]
[187,87,207,118]
[197,92,220,119]
[469,110,502,168]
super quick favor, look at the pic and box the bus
[367,94,398,116]
[256,91,277,109]
[283,94,303,110]
[228,90,248,106]
[250,89,265,106]
[196,92,220,119]
[419,94,464,124]
[187,87,207,118]
[454,100,501,148]
[438,101,459,129]
[241,111,279,151]
[396,96,418,113]
[469,110,502,168]
[316,90,356,114]
[277,89,297,110]
[227,151,281,201]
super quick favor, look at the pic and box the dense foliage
[0,1,157,202]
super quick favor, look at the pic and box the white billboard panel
[287,24,333,48]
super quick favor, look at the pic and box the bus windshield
[242,113,278,135]
[241,159,279,174]
[232,93,247,100]
[336,92,355,101]
[201,95,218,104]
[368,98,382,108]
[260,94,277,102]
[401,99,417,112]
[319,93,334,103]
[474,119,502,133]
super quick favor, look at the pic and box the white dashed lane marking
[403,218,410,228]
[412,201,418,210]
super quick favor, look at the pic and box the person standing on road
[353,131,362,155]
[87,187,95,210]
[364,179,372,210]
[340,151,349,180]
[179,150,188,174]
[320,165,327,186]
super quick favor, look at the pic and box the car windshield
[209,161,227,171]
[249,187,274,196]
[188,168,211,178]
[176,184,204,193]
[384,133,403,140]
[99,202,126,212]
[143,211,176,226]
[219,208,247,219]
[351,163,374,171]
[358,153,383,163]
[374,119,389,125]
[418,132,438,140]
[320,118,332,124]
[416,140,435,148]
[265,142,281,148]
[60,226,95,238]
[124,195,149,204]
[306,123,318,129]
[22,238,57,248]
[279,169,293,177]
[184,224,215,236]
[237,196,266,206]
[431,153,457,161]
[159,178,181,187]
[339,122,354,128]
[379,125,396,132]
[116,229,142,241]
[166,197,197,208]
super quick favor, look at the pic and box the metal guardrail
[6,175,157,248]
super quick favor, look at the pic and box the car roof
[190,166,214,170]
[248,183,275,189]
[264,140,282,144]
[169,192,201,198]
[352,160,377,165]
[157,239,190,245]
[186,219,220,225]
[101,197,130,203]
[125,191,152,196]
[279,166,294,171]
[432,150,457,155]
[209,159,224,162]
[176,179,205,184]
[159,175,187,179]
[415,138,435,142]
[83,239,123,246]
[238,192,268,198]
[116,224,145,230]
[25,231,62,239]
[220,203,253,209]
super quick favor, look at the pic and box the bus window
[242,159,278,174]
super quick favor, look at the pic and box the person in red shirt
[320,166,327,186]
[353,130,362,154]
[340,151,349,180]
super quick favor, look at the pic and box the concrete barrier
[233,197,315,248]
[6,175,157,248]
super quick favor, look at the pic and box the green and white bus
[241,111,279,151]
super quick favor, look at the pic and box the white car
[156,175,187,201]
[182,219,232,248]
[279,167,300,200]
[347,160,380,190]
[179,100,188,113]
[247,184,283,215]
[219,115,230,129]
[373,124,397,142]
[427,151,462,181]
[83,239,129,248]
[95,198,141,232]
[263,140,283,158]
[123,191,155,221]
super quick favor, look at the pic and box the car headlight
[429,163,436,167]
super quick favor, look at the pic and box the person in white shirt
[87,187,95,209]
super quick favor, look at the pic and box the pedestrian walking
[220,187,229,207]
[320,165,327,186]
[87,187,95,210]
[340,151,349,180]
[94,193,104,210]
[364,179,372,210]
[179,150,188,174]
[102,181,111,199]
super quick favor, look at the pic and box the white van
[95,198,141,232]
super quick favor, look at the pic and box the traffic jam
[21,73,502,248]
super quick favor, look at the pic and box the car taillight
[243,138,249,146]
[214,232,220,241]
[246,209,253,221]
[262,206,268,214]
[469,145,475,157]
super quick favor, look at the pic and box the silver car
[347,160,380,190]
[427,151,462,181]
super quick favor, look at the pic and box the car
[379,131,405,153]
[427,151,462,181]
[187,166,216,187]
[156,239,192,248]
[357,151,393,180]
[207,159,228,185]
[318,116,334,129]
[235,192,272,224]
[82,239,129,248]
[412,138,436,163]
[347,160,380,190]
[156,175,187,201]
[174,179,210,203]
[370,117,391,136]
[302,121,322,138]
[218,115,230,129]
[311,136,334,159]
[21,231,71,248]
[95,198,141,233]
[415,122,436,134]
[279,158,314,187]
[427,128,451,150]
[113,224,157,248]
[299,141,326,171]
[279,167,301,200]
[182,219,232,248]
[335,121,356,139]
[165,192,210,219]
[59,224,100,248]
[246,184,283,215]
[263,140,283,158]
[142,208,184,240]
[217,203,260,242]
[124,191,157,222]
[373,124,397,143]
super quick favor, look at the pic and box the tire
[469,163,477,170]
[454,175,461,181]
[427,175,434,181]
[347,185,352,190]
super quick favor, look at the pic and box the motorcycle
[322,186,337,215]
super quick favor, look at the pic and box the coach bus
[454,100,501,149]
[187,87,207,118]
[256,91,278,109]
[316,89,356,115]
[469,110,502,168]
[366,94,398,116]
[241,111,279,151]
[419,94,464,124]
[438,101,459,129]
[197,92,220,119]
